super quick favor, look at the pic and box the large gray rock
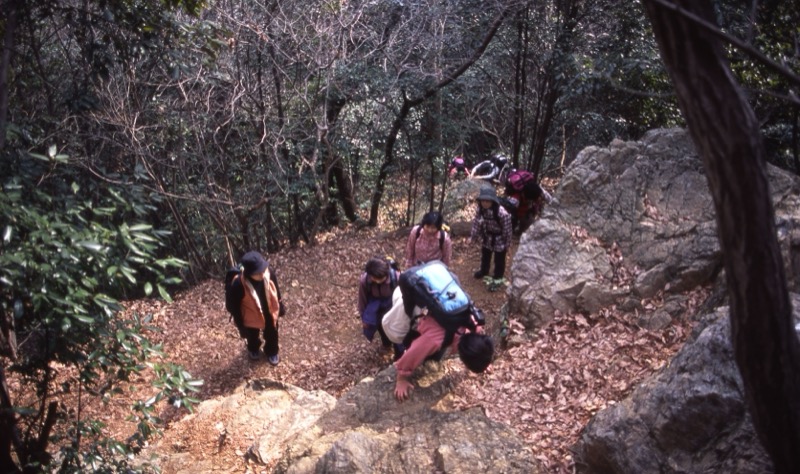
[145,381,337,473]
[569,293,800,474]
[509,128,800,329]
[277,362,540,473]
[148,362,540,473]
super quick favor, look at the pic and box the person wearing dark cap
[225,251,285,364]
[470,186,513,280]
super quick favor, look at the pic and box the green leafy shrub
[0,148,199,472]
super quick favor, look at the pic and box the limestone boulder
[509,128,800,330]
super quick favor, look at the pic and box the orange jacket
[237,270,280,329]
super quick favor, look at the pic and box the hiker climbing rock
[386,262,494,401]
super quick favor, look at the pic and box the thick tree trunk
[644,1,800,472]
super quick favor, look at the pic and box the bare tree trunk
[792,106,799,175]
[529,76,557,176]
[0,0,19,152]
[0,367,22,473]
[511,8,529,169]
[421,101,440,213]
[437,169,448,214]
[526,0,582,175]
[325,95,358,221]
[368,10,510,226]
[644,1,800,472]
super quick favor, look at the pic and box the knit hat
[476,186,499,203]
[241,251,269,276]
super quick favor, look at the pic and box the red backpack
[505,170,536,193]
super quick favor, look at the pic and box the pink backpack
[505,170,535,193]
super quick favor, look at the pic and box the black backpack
[498,196,518,214]
[224,266,244,327]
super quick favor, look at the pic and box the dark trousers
[375,319,392,347]
[480,247,507,279]
[243,319,279,356]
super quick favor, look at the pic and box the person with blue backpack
[357,257,404,360]
[389,261,494,401]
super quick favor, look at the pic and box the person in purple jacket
[357,257,404,360]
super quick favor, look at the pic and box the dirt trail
[111,225,699,473]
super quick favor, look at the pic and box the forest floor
[104,223,708,473]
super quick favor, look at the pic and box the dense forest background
[1,0,798,472]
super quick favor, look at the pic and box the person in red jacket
[392,269,494,401]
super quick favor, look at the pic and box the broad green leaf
[119,266,137,284]
[157,284,173,303]
[73,314,95,324]
[128,224,153,231]
[76,241,105,252]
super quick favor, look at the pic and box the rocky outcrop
[150,362,540,473]
[509,128,800,330]
[570,293,800,474]
[149,128,799,474]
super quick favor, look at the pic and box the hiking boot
[473,270,486,279]
[267,354,280,366]
[248,350,260,360]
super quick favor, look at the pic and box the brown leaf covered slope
[117,226,704,473]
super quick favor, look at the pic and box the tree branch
[648,0,800,88]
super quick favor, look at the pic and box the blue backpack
[404,261,478,332]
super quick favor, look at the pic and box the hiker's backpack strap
[492,203,502,227]
[224,270,246,333]
[416,225,446,252]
